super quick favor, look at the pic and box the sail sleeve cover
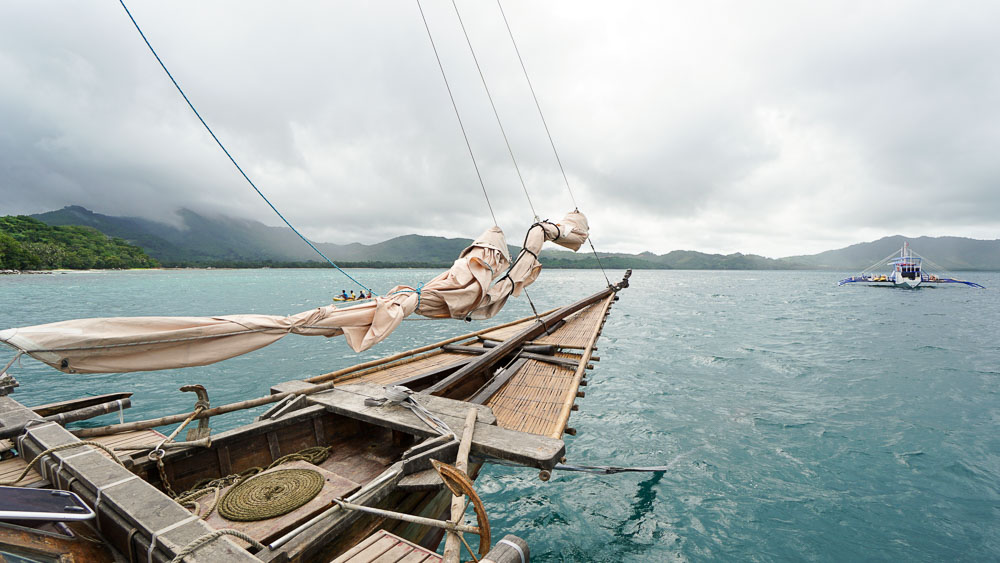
[0,210,588,374]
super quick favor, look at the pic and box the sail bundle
[0,211,589,374]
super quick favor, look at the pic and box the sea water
[1,269,998,561]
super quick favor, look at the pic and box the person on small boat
[365,290,372,299]
[340,290,348,300]
[350,290,357,300]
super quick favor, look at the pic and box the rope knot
[364,385,456,440]
[388,283,424,309]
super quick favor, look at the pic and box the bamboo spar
[70,311,554,438]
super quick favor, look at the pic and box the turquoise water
[2,269,998,561]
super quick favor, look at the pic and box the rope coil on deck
[217,468,325,522]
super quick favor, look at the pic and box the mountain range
[29,206,1000,270]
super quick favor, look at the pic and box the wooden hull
[1,273,629,562]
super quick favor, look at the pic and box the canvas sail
[0,211,588,374]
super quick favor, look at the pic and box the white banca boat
[838,242,985,289]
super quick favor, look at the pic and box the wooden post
[443,407,478,563]
[481,534,530,563]
[0,398,132,440]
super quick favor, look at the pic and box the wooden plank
[306,383,564,469]
[266,432,281,459]
[304,382,496,426]
[334,530,442,563]
[399,552,435,562]
[202,460,361,545]
[338,535,397,563]
[28,392,132,417]
[397,468,444,492]
[331,530,386,563]
[217,446,233,476]
[373,543,414,563]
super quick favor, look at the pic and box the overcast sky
[2,1,998,257]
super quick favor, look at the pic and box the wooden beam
[29,392,132,417]
[303,309,557,384]
[305,383,563,469]
[426,285,617,396]
[468,359,528,405]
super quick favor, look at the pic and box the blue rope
[388,282,424,309]
[117,0,374,295]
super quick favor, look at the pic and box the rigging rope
[416,0,498,227]
[496,0,577,211]
[451,0,538,221]
[117,0,374,295]
[588,238,612,286]
[496,1,612,282]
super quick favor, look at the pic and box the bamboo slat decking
[340,352,471,386]
[332,529,443,562]
[334,295,615,439]
[486,295,613,437]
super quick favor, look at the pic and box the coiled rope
[174,446,333,520]
[217,468,324,522]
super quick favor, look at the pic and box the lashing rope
[388,282,424,309]
[169,529,264,563]
[365,385,456,439]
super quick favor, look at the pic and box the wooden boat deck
[333,529,442,563]
[0,428,165,487]
[332,294,614,439]
[337,351,473,386]
[486,295,613,438]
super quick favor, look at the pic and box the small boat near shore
[838,242,985,289]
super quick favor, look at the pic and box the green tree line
[0,216,159,270]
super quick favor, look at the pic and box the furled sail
[0,211,588,374]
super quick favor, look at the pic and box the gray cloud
[2,1,998,258]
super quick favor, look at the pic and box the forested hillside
[0,216,159,270]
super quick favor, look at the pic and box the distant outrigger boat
[838,242,985,289]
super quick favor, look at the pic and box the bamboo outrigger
[0,271,630,562]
